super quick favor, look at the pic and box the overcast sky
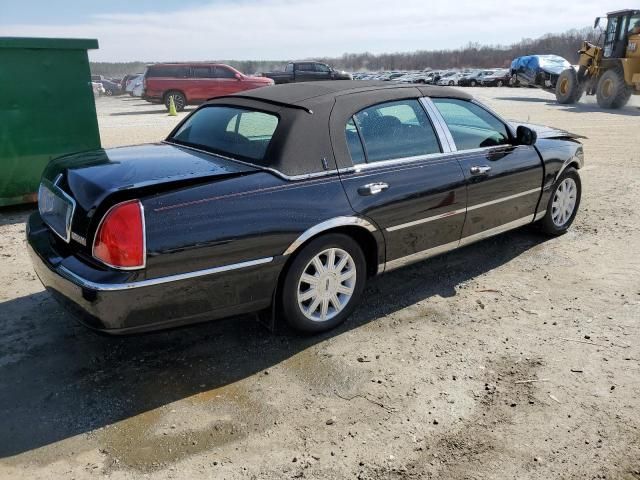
[0,0,631,61]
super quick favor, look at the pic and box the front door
[336,98,467,270]
[430,98,544,244]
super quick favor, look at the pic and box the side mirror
[593,17,601,29]
[234,73,242,80]
[516,125,537,146]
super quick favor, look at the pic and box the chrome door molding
[386,208,466,232]
[383,213,536,272]
[282,216,377,256]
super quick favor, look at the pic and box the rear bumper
[27,213,280,334]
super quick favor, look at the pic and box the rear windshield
[169,106,279,163]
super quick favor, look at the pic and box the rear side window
[432,98,510,150]
[192,66,213,78]
[345,118,366,164]
[352,99,441,163]
[171,106,278,163]
[146,66,190,78]
[297,63,315,72]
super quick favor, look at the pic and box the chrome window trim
[419,97,457,152]
[383,213,535,272]
[38,175,77,244]
[283,216,377,256]
[386,208,466,232]
[91,200,147,271]
[340,151,453,173]
[58,257,275,292]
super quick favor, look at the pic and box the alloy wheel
[551,178,577,227]
[297,248,356,322]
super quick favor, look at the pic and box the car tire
[164,91,186,112]
[596,68,632,109]
[555,69,583,104]
[497,80,504,87]
[105,89,113,96]
[538,167,581,236]
[470,80,477,87]
[281,233,367,333]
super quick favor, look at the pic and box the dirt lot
[1,89,639,480]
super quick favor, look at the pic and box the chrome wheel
[297,248,356,322]
[551,178,577,227]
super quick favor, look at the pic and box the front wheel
[281,233,366,333]
[538,168,581,236]
[596,68,632,109]
[556,69,583,104]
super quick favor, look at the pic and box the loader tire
[555,69,583,104]
[596,68,632,109]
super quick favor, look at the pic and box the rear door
[294,63,317,82]
[430,98,543,245]
[335,97,467,270]
[190,65,213,101]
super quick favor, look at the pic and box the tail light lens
[92,200,145,269]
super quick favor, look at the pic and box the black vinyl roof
[211,80,472,109]
[201,81,473,176]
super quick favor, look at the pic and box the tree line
[91,26,597,78]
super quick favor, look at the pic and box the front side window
[214,66,236,79]
[315,64,331,73]
[285,63,294,73]
[432,98,510,150]
[170,106,278,163]
[352,99,441,163]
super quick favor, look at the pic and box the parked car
[481,69,511,87]
[91,81,105,97]
[458,70,495,87]
[132,78,144,97]
[121,73,142,91]
[100,79,123,96]
[437,71,463,86]
[28,81,583,335]
[510,55,571,90]
[262,61,352,84]
[125,74,143,96]
[142,63,274,111]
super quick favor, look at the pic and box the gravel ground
[1,88,639,480]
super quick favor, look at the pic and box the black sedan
[28,81,584,334]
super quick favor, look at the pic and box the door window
[352,100,441,163]
[297,63,315,72]
[213,66,236,79]
[315,63,331,73]
[192,66,213,78]
[432,98,510,150]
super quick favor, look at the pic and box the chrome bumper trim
[57,257,274,292]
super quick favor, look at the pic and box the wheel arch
[282,216,383,277]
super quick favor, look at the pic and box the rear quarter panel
[140,171,356,279]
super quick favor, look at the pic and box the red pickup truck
[143,63,274,111]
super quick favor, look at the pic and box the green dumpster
[0,37,101,206]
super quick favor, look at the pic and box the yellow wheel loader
[556,9,640,109]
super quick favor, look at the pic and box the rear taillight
[92,200,146,270]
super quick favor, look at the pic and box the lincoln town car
[27,81,583,334]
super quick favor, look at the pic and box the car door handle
[470,165,492,176]
[358,182,389,196]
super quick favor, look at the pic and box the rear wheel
[596,68,632,109]
[538,167,581,236]
[281,234,366,333]
[497,80,504,87]
[164,91,186,112]
[555,69,583,105]
[104,89,114,96]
